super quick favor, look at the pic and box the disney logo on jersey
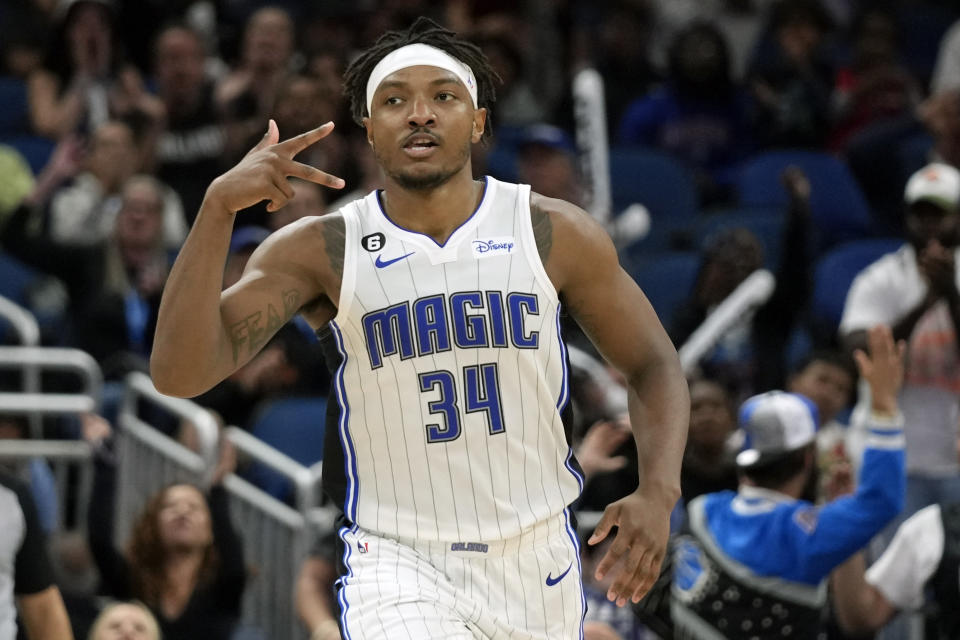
[472,237,516,259]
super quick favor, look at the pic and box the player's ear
[362,116,373,145]
[471,108,487,143]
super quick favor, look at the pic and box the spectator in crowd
[87,601,160,640]
[828,7,920,151]
[832,500,960,639]
[48,530,100,640]
[72,174,172,380]
[670,167,813,400]
[670,227,765,394]
[0,139,180,351]
[27,0,162,139]
[618,20,753,204]
[469,32,546,128]
[272,74,351,189]
[85,418,245,640]
[672,325,905,639]
[787,349,856,433]
[48,119,139,248]
[0,1,47,81]
[153,23,228,223]
[748,0,835,148]
[0,413,58,534]
[216,6,297,161]
[918,88,960,169]
[571,1,659,139]
[931,18,960,95]
[786,349,859,496]
[36,117,183,253]
[294,528,340,640]
[646,0,778,82]
[0,469,74,640]
[679,377,738,507]
[515,123,583,205]
[840,163,960,524]
[267,178,326,233]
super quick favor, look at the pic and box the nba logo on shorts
[357,541,369,554]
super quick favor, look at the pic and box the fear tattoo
[228,288,302,363]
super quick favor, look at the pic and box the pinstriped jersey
[325,176,583,542]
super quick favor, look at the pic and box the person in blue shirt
[672,324,906,639]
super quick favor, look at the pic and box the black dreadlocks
[343,16,499,142]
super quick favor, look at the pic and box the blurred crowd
[4,0,960,639]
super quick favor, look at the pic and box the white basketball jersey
[326,177,583,542]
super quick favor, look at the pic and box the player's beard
[380,140,471,192]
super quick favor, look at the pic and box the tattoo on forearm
[531,203,553,264]
[323,215,346,279]
[228,289,301,363]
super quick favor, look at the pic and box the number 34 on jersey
[361,289,542,444]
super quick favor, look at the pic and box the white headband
[365,43,478,115]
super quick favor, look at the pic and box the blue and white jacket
[672,412,905,639]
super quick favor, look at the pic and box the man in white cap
[672,325,905,640]
[150,16,689,640]
[840,162,960,527]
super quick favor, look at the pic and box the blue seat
[244,396,327,503]
[811,237,903,333]
[627,250,700,325]
[0,251,42,305]
[0,77,30,134]
[735,150,874,251]
[693,208,786,271]
[609,147,699,252]
[0,135,54,175]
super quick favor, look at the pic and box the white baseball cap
[904,162,960,213]
[736,391,819,468]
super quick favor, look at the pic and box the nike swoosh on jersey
[374,252,415,268]
[545,562,573,586]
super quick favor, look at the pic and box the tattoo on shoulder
[531,203,553,264]
[322,215,346,279]
[227,288,302,364]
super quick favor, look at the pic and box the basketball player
[151,18,688,639]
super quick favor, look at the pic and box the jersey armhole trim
[335,202,360,322]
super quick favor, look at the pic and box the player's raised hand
[206,119,345,214]
[588,489,672,607]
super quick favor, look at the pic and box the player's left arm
[533,193,689,607]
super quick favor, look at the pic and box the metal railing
[0,345,103,416]
[114,371,220,540]
[0,439,94,533]
[117,372,324,639]
[0,339,102,533]
[0,294,42,438]
[226,426,321,516]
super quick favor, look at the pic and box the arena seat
[243,396,327,503]
[610,146,699,252]
[811,237,904,334]
[735,150,874,253]
[627,250,700,325]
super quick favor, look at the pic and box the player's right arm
[151,120,344,398]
